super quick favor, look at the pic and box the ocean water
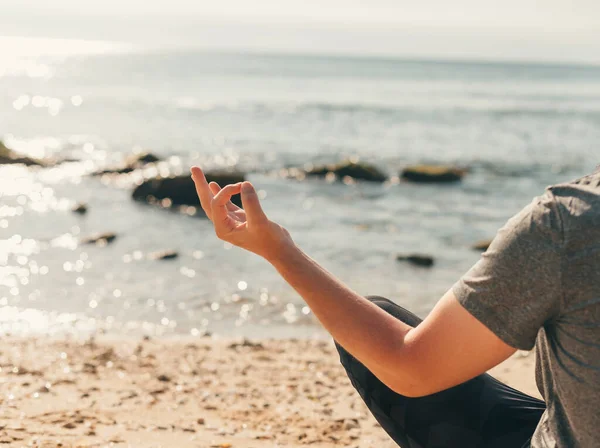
[1,37,599,338]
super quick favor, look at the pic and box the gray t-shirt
[453,168,600,447]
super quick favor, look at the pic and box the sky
[1,0,599,63]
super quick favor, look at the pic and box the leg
[335,296,545,448]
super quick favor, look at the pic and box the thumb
[241,181,268,225]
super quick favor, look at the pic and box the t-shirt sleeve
[452,190,564,350]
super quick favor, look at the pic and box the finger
[190,166,214,219]
[209,182,242,212]
[211,183,243,226]
[240,182,268,226]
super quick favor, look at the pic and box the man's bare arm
[191,166,516,397]
[269,244,516,397]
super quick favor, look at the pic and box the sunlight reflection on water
[2,50,597,338]
[0,154,323,338]
[0,36,132,59]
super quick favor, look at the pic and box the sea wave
[170,99,600,119]
[0,35,135,58]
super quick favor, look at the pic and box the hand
[190,166,294,261]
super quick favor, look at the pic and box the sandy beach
[0,336,539,447]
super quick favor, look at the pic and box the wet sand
[0,336,538,447]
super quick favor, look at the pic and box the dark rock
[334,161,387,182]
[126,152,160,165]
[56,156,81,163]
[396,254,435,267]
[305,160,387,182]
[94,348,116,362]
[157,374,171,382]
[472,239,493,251]
[305,166,330,177]
[72,203,88,215]
[401,165,467,183]
[148,250,178,260]
[93,166,135,175]
[80,232,117,245]
[92,151,161,175]
[228,338,265,350]
[0,140,45,166]
[132,172,245,215]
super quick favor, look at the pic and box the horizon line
[2,34,599,69]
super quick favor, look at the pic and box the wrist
[263,232,299,266]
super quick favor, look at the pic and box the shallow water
[1,41,599,337]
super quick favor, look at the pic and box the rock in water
[305,161,387,182]
[92,151,161,175]
[93,166,135,175]
[472,239,493,251]
[396,254,435,267]
[148,250,178,260]
[80,232,117,245]
[401,165,466,183]
[334,161,387,182]
[125,152,160,166]
[0,140,45,166]
[131,172,246,215]
[72,203,88,214]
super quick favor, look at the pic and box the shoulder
[545,171,600,246]
[494,188,563,250]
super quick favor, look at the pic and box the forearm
[190,169,514,399]
[268,242,416,390]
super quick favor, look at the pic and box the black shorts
[335,296,546,448]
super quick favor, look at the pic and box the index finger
[190,166,214,219]
[211,183,243,225]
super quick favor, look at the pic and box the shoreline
[0,336,538,447]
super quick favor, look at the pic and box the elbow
[382,361,439,398]
[375,343,438,398]
[387,378,433,398]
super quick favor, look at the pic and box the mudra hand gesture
[190,166,293,261]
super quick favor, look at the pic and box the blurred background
[1,1,599,339]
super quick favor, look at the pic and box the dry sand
[0,336,539,447]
